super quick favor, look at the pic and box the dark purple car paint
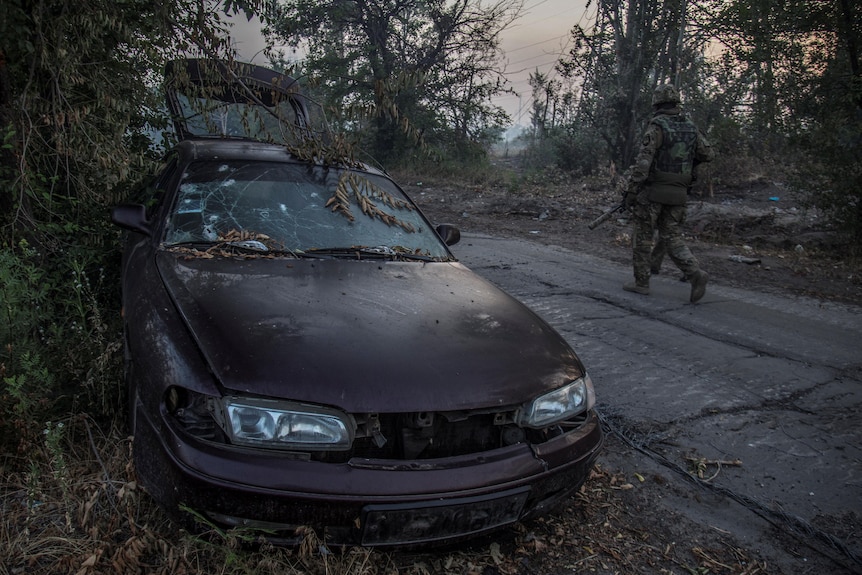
[111,60,602,547]
[157,254,583,411]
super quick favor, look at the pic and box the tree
[556,0,711,169]
[697,0,862,241]
[266,0,522,164]
[0,0,268,234]
[528,69,564,140]
[789,0,862,242]
[0,0,267,451]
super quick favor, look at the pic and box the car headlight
[518,374,595,428]
[220,397,354,450]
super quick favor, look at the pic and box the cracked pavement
[452,232,862,574]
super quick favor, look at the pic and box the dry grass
[1,415,775,575]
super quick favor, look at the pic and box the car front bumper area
[133,405,603,547]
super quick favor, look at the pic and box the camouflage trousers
[631,202,700,285]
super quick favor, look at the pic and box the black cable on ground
[596,407,862,573]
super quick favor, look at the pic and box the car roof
[169,139,388,178]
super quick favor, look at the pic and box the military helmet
[652,84,680,106]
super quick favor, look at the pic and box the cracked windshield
[164,160,450,259]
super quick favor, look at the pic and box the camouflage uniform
[623,84,714,302]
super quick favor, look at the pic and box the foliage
[391,147,500,186]
[774,0,861,244]
[554,0,708,168]
[527,70,561,138]
[793,79,862,244]
[265,0,522,165]
[0,0,269,454]
[549,125,611,177]
[1,419,771,574]
[0,234,122,454]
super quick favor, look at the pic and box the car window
[164,161,450,258]
[175,94,307,143]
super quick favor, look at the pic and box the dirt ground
[402,159,862,307]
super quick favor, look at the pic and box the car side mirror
[435,223,460,246]
[111,204,152,236]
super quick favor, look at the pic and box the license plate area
[360,487,530,546]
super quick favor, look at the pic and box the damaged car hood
[156,252,584,413]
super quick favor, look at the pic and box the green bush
[520,125,610,177]
[554,125,609,176]
[795,111,862,247]
[0,233,123,457]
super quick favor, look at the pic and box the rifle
[588,202,626,230]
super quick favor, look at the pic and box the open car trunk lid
[164,58,329,144]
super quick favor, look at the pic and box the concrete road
[452,232,862,574]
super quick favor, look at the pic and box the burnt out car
[111,59,602,547]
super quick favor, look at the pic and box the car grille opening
[167,389,590,462]
[313,411,590,463]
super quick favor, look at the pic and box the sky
[495,0,591,125]
[227,0,591,127]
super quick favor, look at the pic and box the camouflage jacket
[628,107,714,205]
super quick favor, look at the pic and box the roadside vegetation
[5,415,774,574]
[1,0,858,572]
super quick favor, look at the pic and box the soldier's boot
[690,270,709,303]
[623,282,650,295]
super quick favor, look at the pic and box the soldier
[622,84,714,302]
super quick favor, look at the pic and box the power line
[499,0,597,125]
[507,52,563,69]
[506,32,572,55]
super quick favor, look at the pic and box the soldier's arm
[626,122,662,195]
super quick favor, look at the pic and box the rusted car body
[111,60,602,547]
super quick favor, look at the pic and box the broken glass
[164,160,450,259]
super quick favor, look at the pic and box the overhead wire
[501,0,595,125]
